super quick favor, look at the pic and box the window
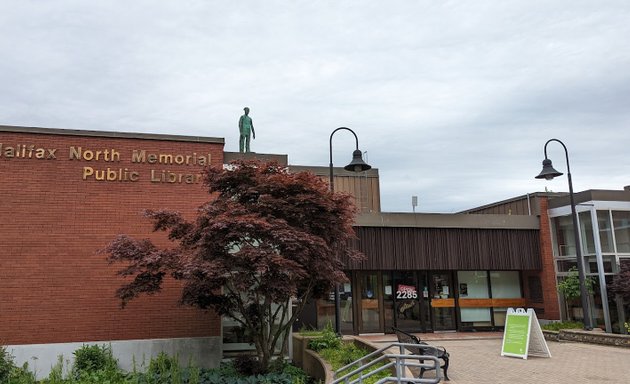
[613,211,630,253]
[527,276,544,303]
[316,273,353,332]
[587,256,615,274]
[490,271,521,327]
[597,211,614,253]
[557,259,578,273]
[490,271,521,298]
[578,211,595,255]
[553,216,577,256]
[457,271,491,326]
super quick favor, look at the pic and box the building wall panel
[347,227,542,271]
[0,128,223,345]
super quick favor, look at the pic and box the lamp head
[535,158,563,180]
[344,149,371,172]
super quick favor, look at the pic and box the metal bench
[392,327,450,381]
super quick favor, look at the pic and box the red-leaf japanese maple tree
[104,160,362,369]
[609,259,630,312]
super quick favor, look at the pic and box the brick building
[4,124,599,378]
[1,126,224,375]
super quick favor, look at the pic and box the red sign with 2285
[396,284,417,299]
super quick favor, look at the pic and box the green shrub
[142,351,183,384]
[320,342,366,367]
[44,355,66,383]
[3,347,313,384]
[307,323,341,352]
[1,345,13,382]
[184,358,201,384]
[319,341,389,384]
[70,344,130,383]
[214,360,240,378]
[195,360,312,384]
[1,346,36,384]
[73,344,118,374]
[269,359,310,384]
[8,362,37,384]
[73,368,130,384]
[541,321,584,331]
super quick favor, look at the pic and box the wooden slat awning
[345,226,541,271]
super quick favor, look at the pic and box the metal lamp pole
[535,138,593,330]
[329,127,371,334]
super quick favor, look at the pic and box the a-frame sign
[501,308,551,359]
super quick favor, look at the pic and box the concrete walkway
[357,332,630,383]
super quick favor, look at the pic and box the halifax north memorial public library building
[2,125,629,375]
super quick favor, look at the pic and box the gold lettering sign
[0,143,57,159]
[69,146,120,162]
[150,170,203,184]
[131,150,211,166]
[82,167,140,182]
[1,142,213,184]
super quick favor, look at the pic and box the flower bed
[1,344,311,384]
[543,329,630,348]
[292,326,395,384]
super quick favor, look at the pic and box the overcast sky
[1,1,629,212]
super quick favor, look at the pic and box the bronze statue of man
[238,107,255,153]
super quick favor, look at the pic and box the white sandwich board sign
[501,308,551,359]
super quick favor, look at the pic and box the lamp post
[329,127,371,334]
[535,138,593,330]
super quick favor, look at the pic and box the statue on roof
[238,107,256,153]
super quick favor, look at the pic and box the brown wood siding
[333,174,380,213]
[462,193,563,217]
[288,165,381,213]
[346,227,541,270]
[467,199,532,215]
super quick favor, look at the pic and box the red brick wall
[534,196,561,320]
[0,129,224,345]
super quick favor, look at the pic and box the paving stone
[357,332,630,383]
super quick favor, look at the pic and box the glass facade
[313,269,523,334]
[551,206,630,334]
[298,197,630,337]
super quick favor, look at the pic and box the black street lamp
[329,127,371,334]
[535,138,593,330]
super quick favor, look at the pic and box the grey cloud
[1,1,629,212]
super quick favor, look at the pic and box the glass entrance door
[357,272,381,333]
[429,272,457,331]
[392,271,428,331]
